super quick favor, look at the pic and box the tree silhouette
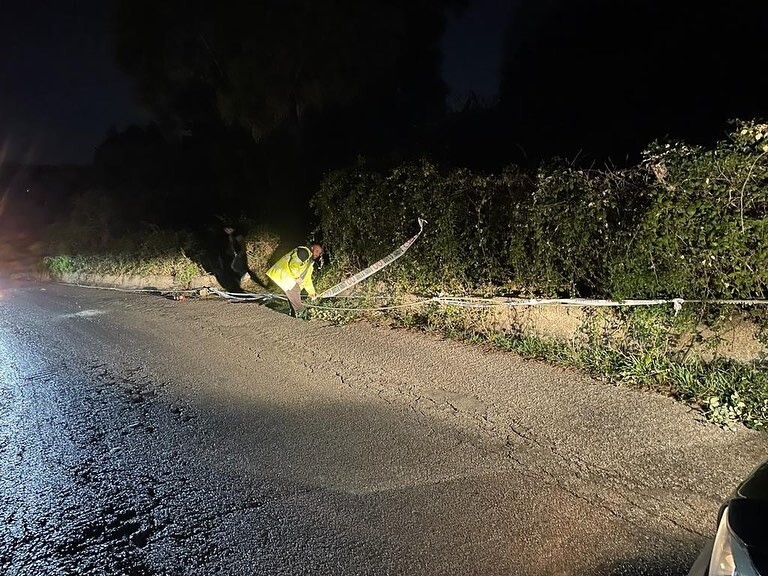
[113,0,463,229]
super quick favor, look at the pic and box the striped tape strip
[433,297,768,311]
[318,217,427,299]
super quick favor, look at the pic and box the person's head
[310,244,324,260]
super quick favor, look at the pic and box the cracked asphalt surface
[1,282,767,575]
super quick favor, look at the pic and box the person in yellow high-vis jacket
[267,244,324,318]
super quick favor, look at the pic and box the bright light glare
[0,189,8,219]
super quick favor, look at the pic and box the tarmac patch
[61,309,106,319]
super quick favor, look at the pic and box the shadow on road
[590,547,703,576]
[187,385,708,576]
[2,285,718,575]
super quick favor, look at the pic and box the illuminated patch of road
[60,309,107,319]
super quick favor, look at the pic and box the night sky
[2,1,766,166]
[2,0,512,166]
[0,0,144,165]
[442,0,513,109]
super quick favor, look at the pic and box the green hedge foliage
[313,121,768,299]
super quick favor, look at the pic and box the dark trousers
[284,284,305,315]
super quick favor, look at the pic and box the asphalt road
[1,282,767,575]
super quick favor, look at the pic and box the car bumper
[688,539,714,576]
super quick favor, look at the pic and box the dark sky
[1,0,511,166]
[442,0,514,109]
[2,1,766,166]
[497,0,768,162]
[0,0,145,165]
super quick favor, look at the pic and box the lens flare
[0,189,8,219]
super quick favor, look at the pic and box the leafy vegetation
[614,121,768,299]
[314,121,768,300]
[312,121,768,430]
[43,194,207,287]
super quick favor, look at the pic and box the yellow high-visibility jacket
[266,246,316,297]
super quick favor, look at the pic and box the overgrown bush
[45,189,118,255]
[611,120,768,299]
[509,164,648,295]
[313,161,535,293]
[238,226,280,288]
[314,120,768,301]
[44,190,207,286]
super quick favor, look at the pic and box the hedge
[313,120,768,300]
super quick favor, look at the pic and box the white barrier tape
[433,296,768,314]
[308,294,768,314]
[318,217,426,299]
[305,296,682,314]
[685,299,768,306]
[58,282,200,294]
[56,282,768,315]
[205,287,287,302]
[435,297,672,308]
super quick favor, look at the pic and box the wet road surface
[1,282,767,575]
